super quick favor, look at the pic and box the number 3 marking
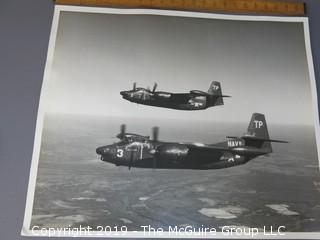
[117,149,124,158]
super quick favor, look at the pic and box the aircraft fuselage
[96,113,286,170]
[121,91,213,110]
[96,139,259,170]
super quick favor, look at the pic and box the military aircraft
[96,113,288,170]
[120,81,230,110]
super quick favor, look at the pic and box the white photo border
[21,5,320,239]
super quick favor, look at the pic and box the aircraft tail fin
[208,81,222,95]
[227,113,288,152]
[244,113,273,152]
[226,113,288,155]
[208,81,229,106]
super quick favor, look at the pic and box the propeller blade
[152,127,159,142]
[133,82,136,91]
[152,83,157,93]
[118,124,126,139]
[129,150,134,170]
[151,126,159,171]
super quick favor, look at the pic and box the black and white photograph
[22,5,320,238]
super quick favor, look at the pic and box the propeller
[133,82,136,91]
[152,83,157,93]
[151,126,159,170]
[152,126,159,142]
[117,124,126,139]
[128,150,134,170]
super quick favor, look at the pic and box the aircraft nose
[96,146,114,162]
[120,91,127,96]
[96,146,104,155]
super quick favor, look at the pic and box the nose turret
[120,91,128,97]
[96,145,115,163]
[96,146,104,155]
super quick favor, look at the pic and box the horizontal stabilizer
[218,95,231,98]
[244,137,288,143]
[227,136,288,143]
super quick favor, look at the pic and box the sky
[43,11,315,125]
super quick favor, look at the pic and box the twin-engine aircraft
[96,113,288,170]
[120,81,230,110]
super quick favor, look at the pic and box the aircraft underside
[103,154,252,170]
[130,99,209,110]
